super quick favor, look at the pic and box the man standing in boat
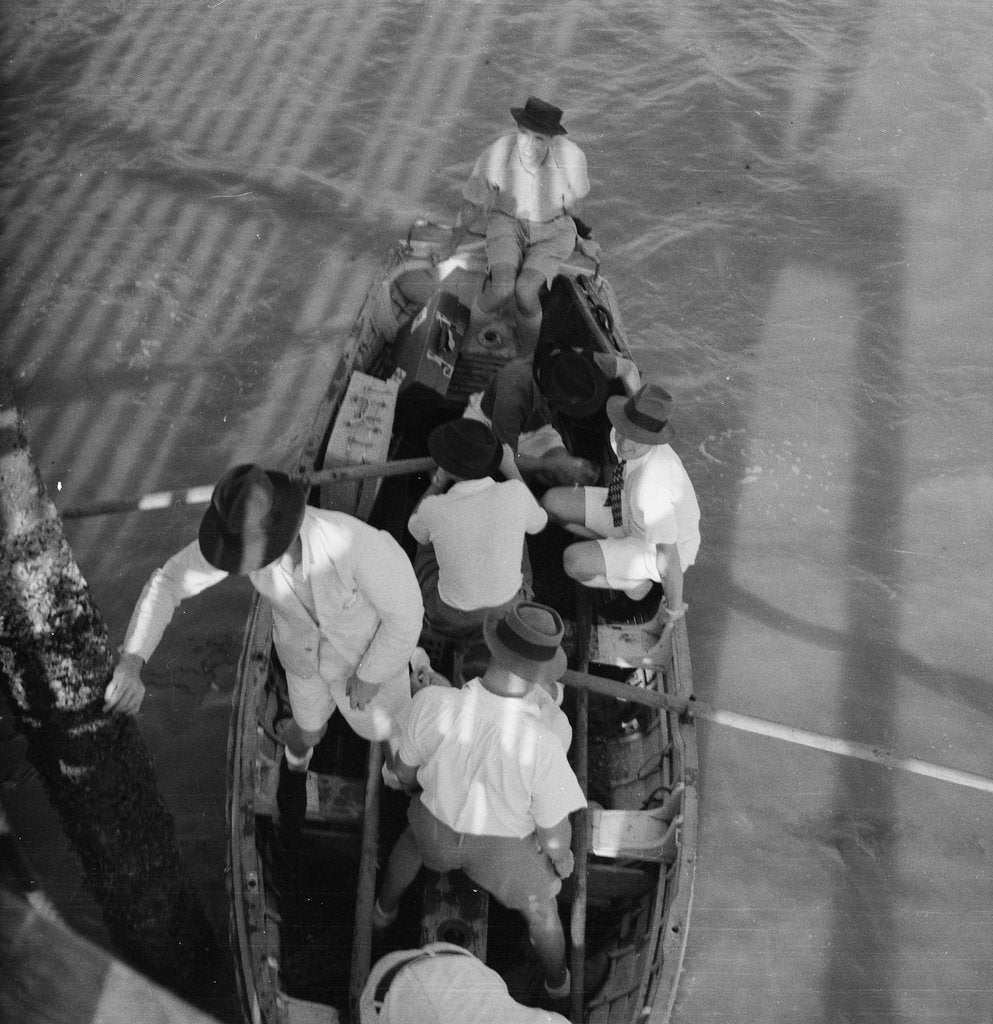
[458,97,589,355]
[541,381,701,645]
[104,464,423,774]
[371,602,586,1008]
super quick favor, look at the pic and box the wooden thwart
[589,808,682,864]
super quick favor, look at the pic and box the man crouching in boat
[541,382,701,647]
[462,348,613,488]
[457,97,589,355]
[104,464,423,775]
[372,603,586,1007]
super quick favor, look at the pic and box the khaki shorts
[583,485,664,587]
[408,797,561,912]
[485,212,577,286]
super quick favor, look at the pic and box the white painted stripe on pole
[136,486,215,512]
[695,703,993,795]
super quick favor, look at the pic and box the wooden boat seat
[588,807,682,865]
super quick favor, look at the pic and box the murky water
[2,2,991,1021]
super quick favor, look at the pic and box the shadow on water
[629,0,905,1017]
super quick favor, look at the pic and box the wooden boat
[226,219,698,1024]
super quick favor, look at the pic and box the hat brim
[510,107,567,136]
[606,395,675,445]
[428,429,503,480]
[198,472,306,574]
[483,613,568,683]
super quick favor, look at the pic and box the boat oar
[58,456,436,520]
[559,667,993,796]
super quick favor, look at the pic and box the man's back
[398,679,582,838]
[408,477,546,610]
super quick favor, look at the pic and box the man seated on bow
[458,97,590,355]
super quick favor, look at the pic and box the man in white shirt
[104,464,423,773]
[541,382,701,646]
[372,602,586,1005]
[459,97,590,354]
[409,419,547,638]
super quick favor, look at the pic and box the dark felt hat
[198,464,306,574]
[606,381,676,445]
[428,419,503,480]
[511,96,567,136]
[483,601,568,683]
[537,349,608,421]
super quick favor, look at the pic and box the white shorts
[285,665,411,743]
[583,486,665,587]
[464,392,564,459]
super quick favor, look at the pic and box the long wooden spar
[58,457,437,519]
[559,665,993,796]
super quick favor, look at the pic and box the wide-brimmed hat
[537,349,608,420]
[483,602,568,683]
[428,419,502,480]
[198,464,306,574]
[511,96,567,136]
[606,381,675,445]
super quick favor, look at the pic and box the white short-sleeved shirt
[397,679,587,838]
[613,431,701,569]
[462,131,589,223]
[407,477,547,610]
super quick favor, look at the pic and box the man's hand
[346,674,379,712]
[104,651,146,715]
[548,848,575,879]
[535,450,599,488]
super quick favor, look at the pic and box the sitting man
[459,97,590,355]
[409,419,547,638]
[360,942,569,1023]
[372,602,586,1006]
[540,382,701,644]
[104,464,423,774]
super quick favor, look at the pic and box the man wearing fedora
[458,97,590,355]
[541,381,701,642]
[409,419,546,638]
[372,602,586,1006]
[104,464,423,774]
[462,348,619,488]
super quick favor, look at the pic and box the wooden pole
[59,456,437,520]
[350,742,383,1018]
[568,591,592,1024]
[559,668,993,796]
